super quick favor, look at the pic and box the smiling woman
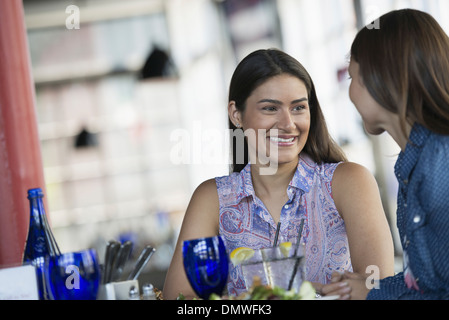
[227,49,347,174]
[229,74,311,171]
[163,49,395,300]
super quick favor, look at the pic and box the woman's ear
[228,101,242,128]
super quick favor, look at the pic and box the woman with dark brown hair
[163,49,394,299]
[323,9,449,300]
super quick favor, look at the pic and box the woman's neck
[250,159,297,197]
[386,120,413,152]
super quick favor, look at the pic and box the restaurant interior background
[21,0,449,289]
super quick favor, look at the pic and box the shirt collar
[408,123,430,148]
[395,123,431,180]
[238,163,255,201]
[290,154,314,193]
[236,154,313,203]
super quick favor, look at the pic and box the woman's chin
[364,124,385,136]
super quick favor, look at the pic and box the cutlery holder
[97,280,139,300]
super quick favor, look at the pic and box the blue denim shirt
[368,124,449,300]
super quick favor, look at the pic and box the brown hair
[351,9,449,136]
[228,49,347,173]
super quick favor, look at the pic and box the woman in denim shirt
[322,9,449,299]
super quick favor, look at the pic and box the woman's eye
[263,106,277,112]
[293,105,305,111]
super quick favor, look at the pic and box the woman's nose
[277,110,295,131]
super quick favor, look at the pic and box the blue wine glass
[182,236,229,299]
[45,249,100,300]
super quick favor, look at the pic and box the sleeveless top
[216,153,352,296]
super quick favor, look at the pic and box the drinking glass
[182,236,229,299]
[45,248,101,300]
[241,244,305,293]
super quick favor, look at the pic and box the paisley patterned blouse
[216,153,352,296]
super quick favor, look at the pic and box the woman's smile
[268,135,298,147]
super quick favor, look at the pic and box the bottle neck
[28,195,61,257]
[29,197,44,228]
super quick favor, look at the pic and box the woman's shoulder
[215,171,244,192]
[417,132,449,206]
[299,153,343,182]
[331,162,386,224]
[193,172,244,206]
[187,178,220,218]
[193,178,218,197]
[422,130,449,162]
[333,161,371,174]
[411,129,449,190]
[333,161,376,186]
[331,162,379,202]
[214,171,248,207]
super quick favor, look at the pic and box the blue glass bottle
[22,188,61,300]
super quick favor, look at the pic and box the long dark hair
[351,9,449,136]
[229,49,347,173]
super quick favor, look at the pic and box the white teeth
[270,137,295,143]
